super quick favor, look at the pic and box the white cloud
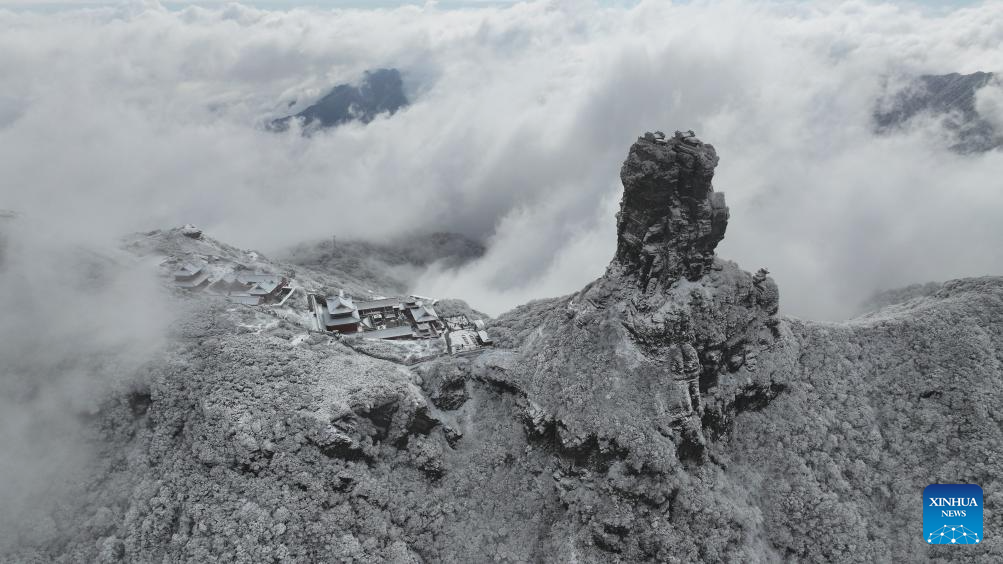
[0,0,1002,321]
[0,215,173,549]
[976,76,1003,130]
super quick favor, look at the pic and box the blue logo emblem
[924,484,983,545]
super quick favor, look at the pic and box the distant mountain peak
[270,68,408,133]
[874,71,1001,153]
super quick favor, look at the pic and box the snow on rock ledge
[490,130,793,471]
[613,131,729,287]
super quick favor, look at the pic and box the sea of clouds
[1,0,1002,320]
[4,1,1003,553]
[0,214,170,549]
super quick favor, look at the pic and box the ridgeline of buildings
[172,262,293,306]
[170,261,492,354]
[313,291,492,351]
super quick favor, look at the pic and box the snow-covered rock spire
[613,131,729,289]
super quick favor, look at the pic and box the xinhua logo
[924,484,983,545]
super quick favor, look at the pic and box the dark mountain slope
[270,68,407,132]
[875,71,1001,153]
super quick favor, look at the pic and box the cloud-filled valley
[1,0,1002,320]
[4,3,1003,561]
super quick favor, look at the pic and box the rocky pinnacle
[613,131,729,289]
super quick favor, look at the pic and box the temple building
[173,263,211,291]
[323,292,361,333]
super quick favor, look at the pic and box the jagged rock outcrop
[447,132,798,560]
[180,224,203,240]
[516,132,785,445]
[614,131,729,286]
[479,131,1002,561]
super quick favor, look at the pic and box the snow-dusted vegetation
[3,132,1000,562]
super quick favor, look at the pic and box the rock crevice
[613,131,729,289]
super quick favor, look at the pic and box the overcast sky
[1,0,1001,320]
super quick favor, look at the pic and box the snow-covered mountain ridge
[3,132,1001,563]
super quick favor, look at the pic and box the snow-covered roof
[324,311,361,326]
[208,275,245,293]
[326,294,357,316]
[355,297,400,311]
[175,271,210,288]
[410,305,439,323]
[173,263,204,278]
[237,273,285,295]
[249,281,280,295]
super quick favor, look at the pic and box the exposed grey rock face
[461,133,793,560]
[875,71,1001,153]
[509,132,783,458]
[614,131,729,286]
[270,68,408,133]
[469,133,1002,561]
[5,132,1002,563]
